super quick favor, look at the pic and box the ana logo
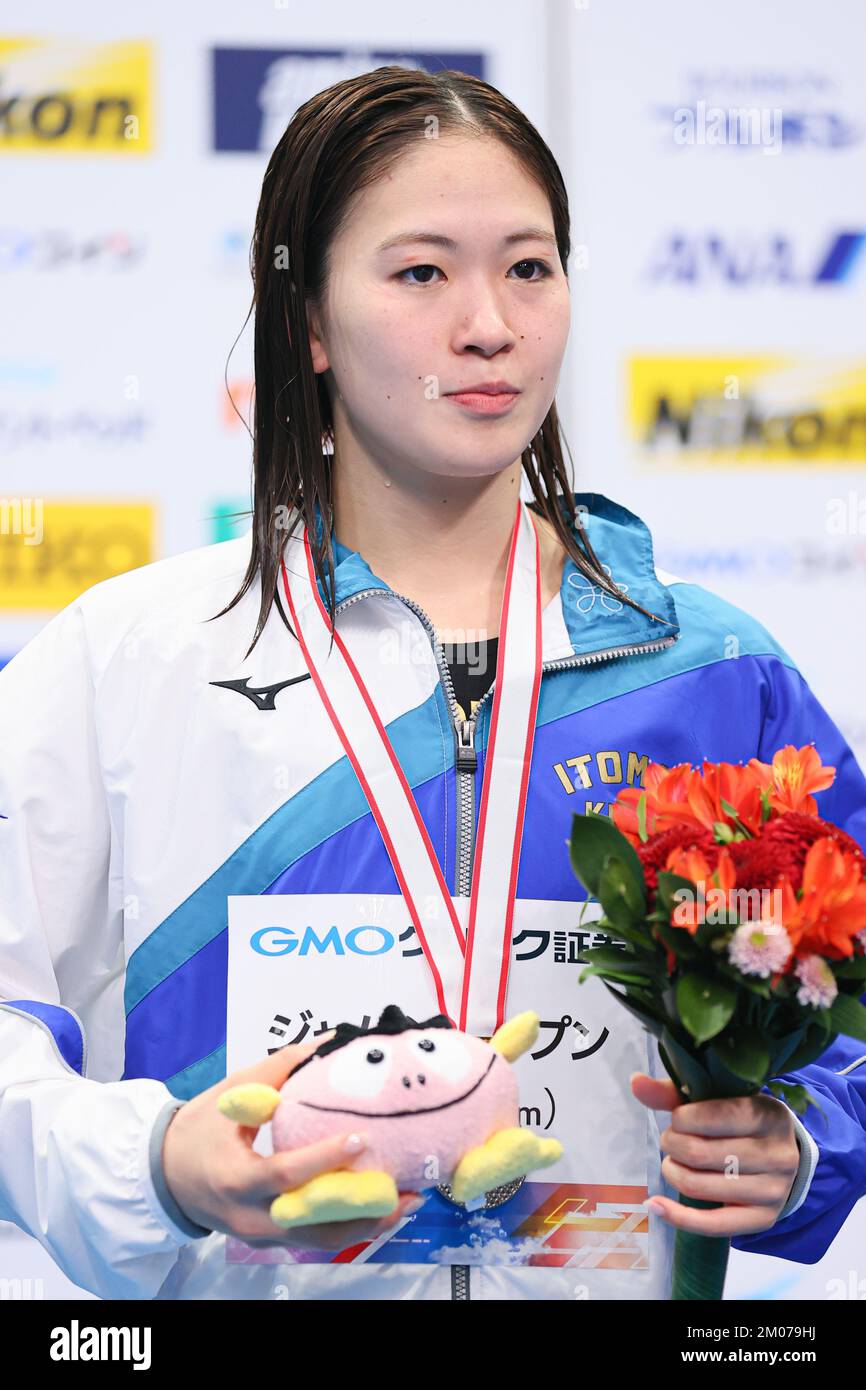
[250,924,396,957]
[645,231,866,286]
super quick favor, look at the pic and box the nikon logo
[0,39,153,153]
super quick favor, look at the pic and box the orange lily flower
[767,837,866,960]
[664,844,737,933]
[686,761,765,837]
[612,762,704,844]
[747,744,836,817]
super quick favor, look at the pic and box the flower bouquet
[568,744,866,1300]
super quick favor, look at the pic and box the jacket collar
[307,491,680,663]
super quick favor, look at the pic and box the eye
[396,263,443,286]
[508,258,552,281]
[327,1040,393,1099]
[409,1032,473,1081]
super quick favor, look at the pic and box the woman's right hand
[160,1034,424,1251]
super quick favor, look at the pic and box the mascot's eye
[328,1039,393,1098]
[409,1031,472,1081]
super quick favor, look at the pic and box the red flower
[735,812,866,894]
[637,825,719,898]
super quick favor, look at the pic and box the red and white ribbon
[279,497,543,1035]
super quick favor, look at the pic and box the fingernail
[647,1199,665,1214]
[342,1132,369,1154]
[630,1072,644,1083]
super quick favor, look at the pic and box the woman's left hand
[630,1072,801,1236]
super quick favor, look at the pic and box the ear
[217,1083,282,1126]
[488,1011,539,1062]
[306,298,330,375]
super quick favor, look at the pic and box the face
[306,133,571,482]
[286,1027,497,1117]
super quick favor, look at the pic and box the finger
[630,1073,685,1111]
[659,1130,797,1175]
[647,1195,782,1238]
[222,1031,337,1093]
[660,1155,795,1209]
[667,1094,776,1138]
[232,1191,423,1248]
[368,1192,426,1237]
[244,1129,371,1201]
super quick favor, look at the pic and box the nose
[401,1074,427,1088]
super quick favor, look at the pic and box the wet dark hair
[289,1004,454,1078]
[210,64,669,656]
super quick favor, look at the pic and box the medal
[279,496,543,1037]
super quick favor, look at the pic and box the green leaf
[719,798,752,837]
[772,1023,834,1073]
[579,944,655,973]
[596,919,656,952]
[710,1026,770,1085]
[765,1080,829,1125]
[704,1044,759,1098]
[568,810,647,903]
[659,1028,715,1102]
[828,992,866,1043]
[833,955,866,980]
[675,973,737,1045]
[578,964,657,988]
[655,870,702,923]
[715,959,772,998]
[655,1039,686,1096]
[654,916,700,961]
[599,978,666,1034]
[637,792,648,843]
[767,1026,806,1074]
[597,855,647,927]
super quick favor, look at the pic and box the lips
[444,384,521,415]
[445,381,519,396]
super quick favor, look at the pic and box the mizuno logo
[209,674,311,711]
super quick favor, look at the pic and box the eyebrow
[374,227,557,255]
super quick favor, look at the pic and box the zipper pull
[455,717,477,773]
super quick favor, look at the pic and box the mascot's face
[284,1026,497,1118]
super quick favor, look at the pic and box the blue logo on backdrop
[251,924,396,956]
[213,48,486,154]
[645,231,866,286]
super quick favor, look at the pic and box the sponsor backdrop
[1,0,864,1301]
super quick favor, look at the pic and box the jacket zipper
[333,584,679,1300]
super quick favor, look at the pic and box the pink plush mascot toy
[217,1004,563,1228]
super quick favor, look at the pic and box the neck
[331,454,530,640]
